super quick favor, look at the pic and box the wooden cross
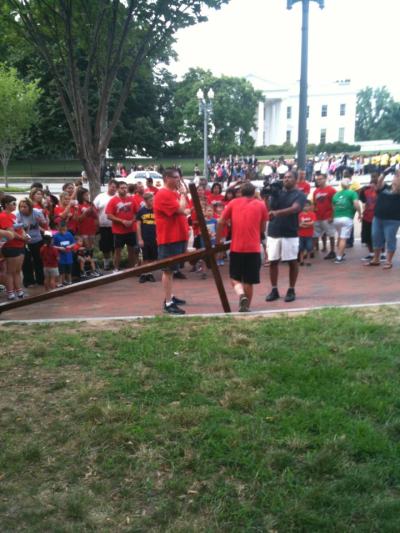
[0,184,231,316]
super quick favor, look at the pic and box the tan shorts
[44,267,59,277]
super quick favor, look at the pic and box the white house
[247,75,357,147]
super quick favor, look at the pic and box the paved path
[1,242,399,322]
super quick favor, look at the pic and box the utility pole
[287,0,324,170]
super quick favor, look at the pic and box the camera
[260,177,283,198]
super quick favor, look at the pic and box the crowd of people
[197,151,400,185]
[0,159,399,312]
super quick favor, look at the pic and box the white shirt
[93,192,115,227]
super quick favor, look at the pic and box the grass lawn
[1,307,400,531]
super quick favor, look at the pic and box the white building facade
[248,76,357,147]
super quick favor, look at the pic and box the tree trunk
[82,152,103,199]
[0,154,10,189]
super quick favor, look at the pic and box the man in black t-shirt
[266,171,306,302]
[136,193,157,283]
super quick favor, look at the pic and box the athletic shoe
[239,294,249,312]
[265,288,280,302]
[0,285,5,292]
[80,273,89,279]
[284,289,296,302]
[112,269,120,274]
[361,254,373,261]
[92,271,101,277]
[7,292,16,301]
[17,290,26,299]
[139,274,147,283]
[172,296,186,305]
[163,301,186,315]
[324,251,336,260]
[381,253,386,260]
[173,271,187,280]
[146,274,156,282]
[334,257,345,264]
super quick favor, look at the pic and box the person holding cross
[217,182,269,312]
[153,168,190,315]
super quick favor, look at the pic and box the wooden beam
[0,244,229,315]
[188,183,231,313]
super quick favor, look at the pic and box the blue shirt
[53,231,75,265]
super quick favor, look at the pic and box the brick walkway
[1,242,399,321]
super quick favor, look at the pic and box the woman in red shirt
[0,196,30,300]
[76,188,98,249]
[54,192,79,234]
[208,183,225,205]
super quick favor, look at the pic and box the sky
[169,0,400,99]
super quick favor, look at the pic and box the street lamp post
[197,88,214,180]
[287,0,324,170]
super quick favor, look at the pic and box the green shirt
[332,189,358,218]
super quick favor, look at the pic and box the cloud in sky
[169,0,400,99]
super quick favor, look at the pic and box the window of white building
[320,129,327,144]
[340,104,346,116]
[339,127,345,142]
[287,106,292,119]
[286,130,291,144]
[321,105,328,117]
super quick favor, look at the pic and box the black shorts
[142,242,158,261]
[361,220,372,247]
[59,263,72,274]
[1,247,25,258]
[229,252,261,285]
[114,232,136,249]
[99,227,114,254]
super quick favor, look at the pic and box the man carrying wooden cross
[153,168,190,315]
[217,182,269,312]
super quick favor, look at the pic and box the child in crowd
[136,192,157,283]
[76,188,98,250]
[53,220,75,285]
[40,231,59,290]
[298,200,316,266]
[196,205,218,279]
[74,236,100,279]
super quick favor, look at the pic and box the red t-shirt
[105,195,137,234]
[222,197,269,253]
[77,202,98,235]
[313,186,336,220]
[208,193,225,204]
[54,204,78,233]
[154,188,189,245]
[298,211,316,237]
[360,186,377,223]
[145,186,159,195]
[0,212,25,249]
[297,181,311,195]
[40,244,59,267]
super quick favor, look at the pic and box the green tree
[0,65,41,186]
[355,86,395,141]
[164,68,262,157]
[6,0,230,196]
